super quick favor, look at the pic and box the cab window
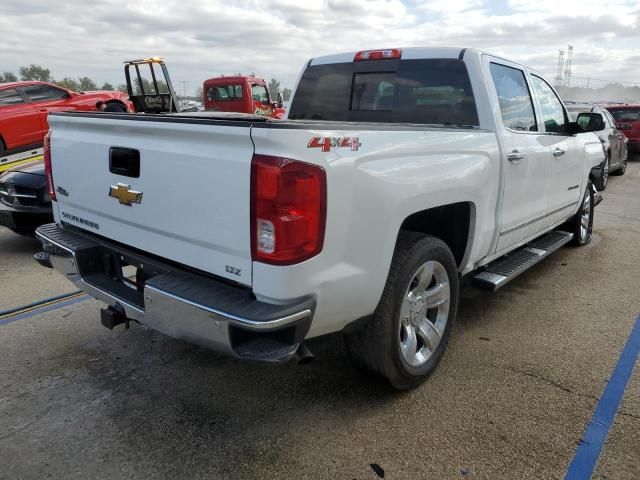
[489,63,537,132]
[207,85,243,102]
[21,85,69,102]
[0,88,24,106]
[251,84,270,104]
[529,75,568,134]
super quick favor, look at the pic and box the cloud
[0,0,637,94]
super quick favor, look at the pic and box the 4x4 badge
[109,183,143,206]
[308,136,361,152]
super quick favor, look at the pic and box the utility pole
[564,45,573,87]
[556,50,565,87]
[178,80,188,98]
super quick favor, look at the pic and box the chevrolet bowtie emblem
[109,183,143,206]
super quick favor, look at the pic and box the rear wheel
[344,233,459,390]
[568,180,594,246]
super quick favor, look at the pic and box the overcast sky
[1,0,639,95]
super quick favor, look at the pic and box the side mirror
[618,122,632,131]
[576,112,605,132]
[276,92,284,108]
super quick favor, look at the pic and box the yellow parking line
[0,154,43,173]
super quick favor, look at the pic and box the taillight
[43,131,56,201]
[354,49,401,61]
[251,154,326,265]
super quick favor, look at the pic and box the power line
[569,75,640,87]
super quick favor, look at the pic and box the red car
[0,81,131,155]
[606,104,640,153]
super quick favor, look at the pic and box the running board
[472,230,573,292]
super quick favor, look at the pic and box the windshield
[289,58,479,126]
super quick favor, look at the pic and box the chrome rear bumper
[35,223,314,362]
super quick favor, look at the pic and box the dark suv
[566,103,628,190]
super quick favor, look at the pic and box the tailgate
[48,113,255,286]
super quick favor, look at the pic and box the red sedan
[0,81,131,155]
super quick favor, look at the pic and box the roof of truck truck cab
[309,47,472,66]
[203,76,266,85]
[307,47,540,71]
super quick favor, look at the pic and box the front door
[0,87,43,148]
[19,84,73,139]
[487,60,551,252]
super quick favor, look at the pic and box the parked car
[0,160,52,235]
[606,104,640,154]
[0,81,131,155]
[36,47,604,389]
[566,103,628,190]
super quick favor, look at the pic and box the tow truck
[203,75,285,118]
[123,57,184,114]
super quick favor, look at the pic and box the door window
[0,88,24,105]
[489,63,537,132]
[251,84,270,104]
[21,85,69,102]
[530,75,568,134]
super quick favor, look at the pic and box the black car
[566,103,628,191]
[0,160,53,235]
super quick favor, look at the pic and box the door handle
[39,109,48,112]
[507,150,525,163]
[552,148,565,157]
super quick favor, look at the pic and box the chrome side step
[472,230,573,292]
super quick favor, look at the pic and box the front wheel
[344,233,459,390]
[568,180,594,246]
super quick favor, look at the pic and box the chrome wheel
[580,188,592,241]
[398,260,450,367]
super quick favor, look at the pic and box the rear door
[0,87,43,148]
[604,109,625,168]
[486,59,551,252]
[528,74,583,225]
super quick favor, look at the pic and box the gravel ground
[0,156,638,480]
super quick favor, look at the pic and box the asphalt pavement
[0,157,638,479]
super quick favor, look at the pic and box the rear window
[206,85,243,102]
[607,107,640,122]
[289,59,479,126]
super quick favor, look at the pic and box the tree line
[0,64,123,92]
[1,64,293,102]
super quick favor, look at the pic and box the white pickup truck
[35,47,605,389]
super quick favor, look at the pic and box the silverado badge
[109,183,143,206]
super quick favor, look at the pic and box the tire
[611,149,627,176]
[568,180,594,246]
[593,155,609,191]
[0,136,5,156]
[344,232,459,390]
